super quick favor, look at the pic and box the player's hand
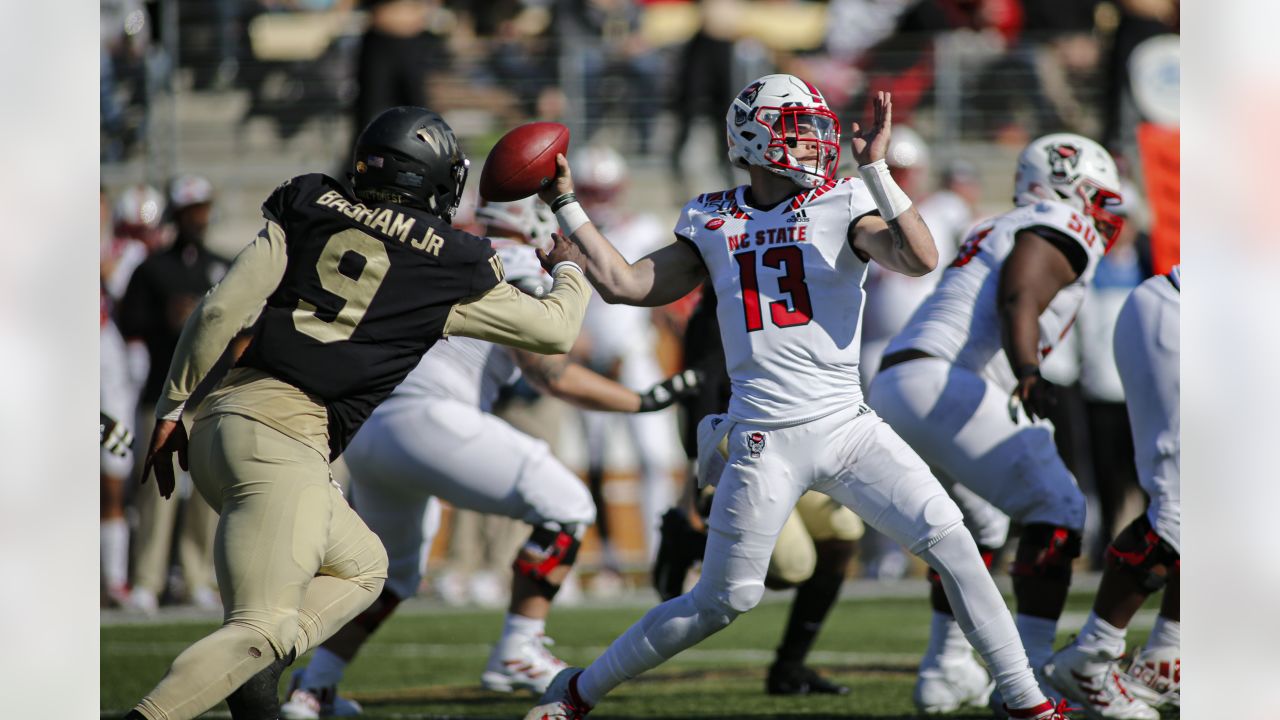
[537,231,587,272]
[850,91,892,167]
[140,419,189,500]
[637,369,703,412]
[536,153,574,206]
[1008,370,1058,423]
[100,411,134,458]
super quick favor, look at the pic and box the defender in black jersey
[127,108,592,720]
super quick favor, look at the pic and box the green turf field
[101,591,1169,719]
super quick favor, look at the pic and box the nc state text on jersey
[314,190,444,256]
[724,225,809,251]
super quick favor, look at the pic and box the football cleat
[1006,698,1078,719]
[914,653,995,713]
[1044,645,1158,719]
[523,667,592,720]
[482,633,569,694]
[766,661,850,696]
[1121,646,1180,709]
[279,669,363,719]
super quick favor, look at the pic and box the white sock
[101,518,129,589]
[921,612,971,670]
[1015,613,1059,672]
[968,618,1044,710]
[301,647,348,689]
[503,613,546,643]
[1146,615,1180,652]
[1075,612,1127,658]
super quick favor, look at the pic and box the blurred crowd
[101,0,1178,611]
[102,0,1178,161]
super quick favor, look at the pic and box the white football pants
[868,357,1086,532]
[342,396,597,599]
[1113,277,1180,552]
[574,402,1042,709]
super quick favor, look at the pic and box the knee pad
[1106,514,1179,593]
[353,587,403,635]
[514,523,583,598]
[692,578,764,626]
[1010,524,1081,580]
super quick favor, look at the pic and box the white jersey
[676,178,878,426]
[392,335,520,412]
[885,199,1107,393]
[583,213,665,364]
[861,189,969,350]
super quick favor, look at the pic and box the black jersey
[238,173,503,459]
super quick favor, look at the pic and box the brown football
[478,122,571,202]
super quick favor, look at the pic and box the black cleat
[225,648,295,720]
[766,661,851,696]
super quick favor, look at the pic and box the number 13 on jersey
[733,245,813,332]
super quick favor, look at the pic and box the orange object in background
[1137,123,1180,274]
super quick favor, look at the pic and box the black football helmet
[351,107,469,222]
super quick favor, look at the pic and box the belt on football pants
[878,348,938,374]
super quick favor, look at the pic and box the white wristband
[858,159,913,221]
[555,201,590,236]
[551,261,583,277]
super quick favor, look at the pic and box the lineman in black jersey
[126,108,592,720]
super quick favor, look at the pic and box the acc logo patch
[705,218,726,230]
[746,431,766,458]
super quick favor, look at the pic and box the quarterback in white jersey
[525,75,1069,720]
[868,133,1126,713]
[1045,266,1181,719]
[280,200,701,718]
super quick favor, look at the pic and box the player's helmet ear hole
[741,131,756,141]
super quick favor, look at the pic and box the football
[478,121,571,202]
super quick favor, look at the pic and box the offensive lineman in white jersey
[868,133,1126,714]
[280,198,700,718]
[1043,266,1181,719]
[525,74,1070,720]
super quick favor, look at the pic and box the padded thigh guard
[514,523,584,597]
[1106,514,1179,593]
[1010,524,1081,580]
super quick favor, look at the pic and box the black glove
[638,369,703,412]
[1008,366,1058,423]
[652,508,708,600]
[100,411,134,458]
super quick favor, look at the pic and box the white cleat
[280,669,363,719]
[481,633,569,694]
[125,587,159,615]
[1122,646,1180,709]
[1044,644,1158,719]
[523,667,592,720]
[914,653,996,713]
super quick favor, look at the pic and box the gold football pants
[135,413,387,720]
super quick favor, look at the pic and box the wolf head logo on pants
[747,431,766,458]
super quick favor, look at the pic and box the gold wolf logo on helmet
[1044,143,1083,184]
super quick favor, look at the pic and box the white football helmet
[114,185,165,229]
[1014,133,1125,248]
[570,145,628,208]
[726,74,841,189]
[886,125,930,170]
[476,195,557,251]
[495,241,553,298]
